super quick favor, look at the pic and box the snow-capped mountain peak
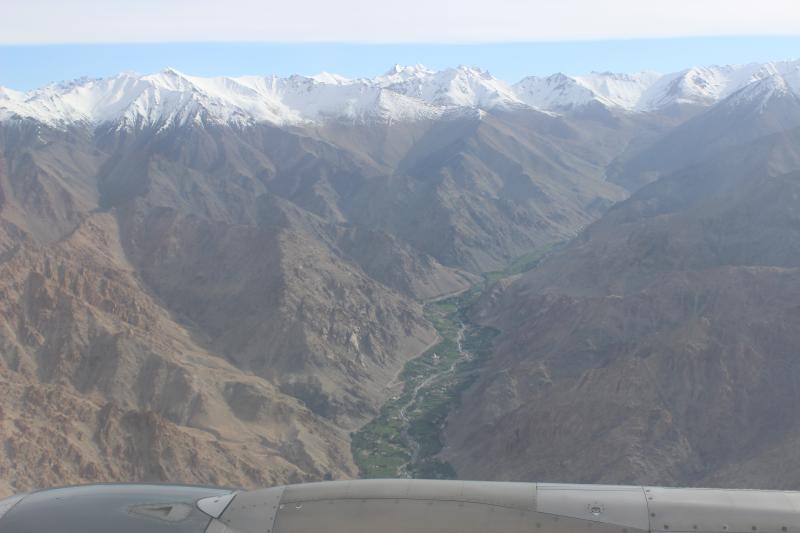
[515,60,800,113]
[514,73,590,111]
[514,71,656,111]
[378,64,435,82]
[2,59,800,129]
[720,70,800,113]
[378,65,521,109]
[309,72,351,85]
[575,71,662,109]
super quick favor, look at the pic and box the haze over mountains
[448,129,800,487]
[1,57,800,496]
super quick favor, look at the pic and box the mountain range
[2,60,799,127]
[1,58,800,496]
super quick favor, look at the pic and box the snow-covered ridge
[0,66,520,129]
[1,60,799,128]
[720,68,800,112]
[515,71,662,111]
[517,60,800,112]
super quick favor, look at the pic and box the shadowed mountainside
[445,127,800,488]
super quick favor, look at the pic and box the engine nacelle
[2,479,800,533]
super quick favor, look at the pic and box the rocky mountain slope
[3,58,800,495]
[609,68,800,189]
[445,122,800,488]
[0,121,443,494]
[0,71,642,493]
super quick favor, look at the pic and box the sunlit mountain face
[2,58,800,495]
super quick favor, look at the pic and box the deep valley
[2,59,800,495]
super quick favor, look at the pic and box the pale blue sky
[3,0,800,90]
[2,37,800,90]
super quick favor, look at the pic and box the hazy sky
[4,38,800,91]
[4,0,800,43]
[2,0,799,90]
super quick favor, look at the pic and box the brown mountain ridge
[0,105,645,493]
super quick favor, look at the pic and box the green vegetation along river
[351,248,555,479]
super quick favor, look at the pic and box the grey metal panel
[537,483,649,530]
[205,518,248,533]
[0,484,224,533]
[779,491,800,513]
[279,479,536,510]
[279,480,352,503]
[459,481,537,510]
[280,479,411,503]
[204,519,229,533]
[217,486,285,533]
[645,487,800,533]
[273,497,639,533]
[274,498,526,533]
[278,498,497,533]
[346,478,415,499]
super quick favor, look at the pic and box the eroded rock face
[444,129,800,488]
[0,215,362,492]
[0,122,441,492]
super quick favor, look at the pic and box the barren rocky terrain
[0,102,636,493]
[445,127,800,488]
[4,61,800,494]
